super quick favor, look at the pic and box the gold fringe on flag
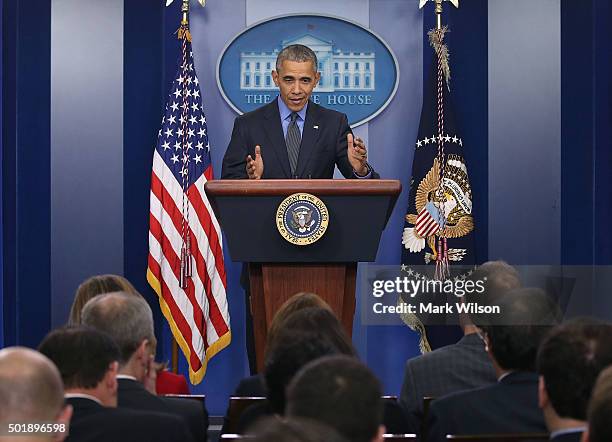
[428,26,451,89]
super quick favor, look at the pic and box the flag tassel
[180,242,192,289]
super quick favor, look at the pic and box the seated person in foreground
[400,260,521,432]
[0,347,72,442]
[250,417,348,442]
[425,288,560,441]
[238,323,343,433]
[287,355,386,442]
[81,292,206,441]
[228,292,333,399]
[69,274,190,395]
[38,326,193,442]
[583,366,612,442]
[537,319,612,442]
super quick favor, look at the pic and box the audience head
[38,327,120,407]
[251,417,348,442]
[81,291,155,380]
[266,292,331,353]
[287,355,385,442]
[537,318,612,430]
[69,274,140,325]
[264,327,341,414]
[464,260,521,328]
[585,366,612,442]
[480,288,560,373]
[0,347,72,441]
[284,307,357,357]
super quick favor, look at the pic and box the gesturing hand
[347,133,369,176]
[246,145,264,179]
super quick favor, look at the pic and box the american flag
[147,34,230,384]
[415,201,443,238]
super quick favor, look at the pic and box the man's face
[272,59,320,112]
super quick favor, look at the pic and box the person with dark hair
[584,366,612,442]
[222,43,378,181]
[81,292,207,441]
[287,355,385,442]
[38,327,193,442]
[221,298,348,434]
[251,417,348,442]
[222,43,380,373]
[0,347,72,442]
[400,260,520,432]
[426,288,560,441]
[536,319,612,441]
[237,327,341,432]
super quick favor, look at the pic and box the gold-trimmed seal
[276,193,329,246]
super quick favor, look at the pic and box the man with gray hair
[82,292,208,441]
[0,347,72,442]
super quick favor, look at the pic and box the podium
[205,179,401,371]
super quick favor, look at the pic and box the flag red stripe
[188,172,226,285]
[188,183,229,335]
[149,252,203,371]
[148,251,203,370]
[149,204,207,343]
[151,172,227,338]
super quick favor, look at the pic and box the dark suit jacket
[66,397,193,442]
[550,431,583,442]
[221,99,379,179]
[426,371,547,442]
[117,378,207,442]
[400,333,497,432]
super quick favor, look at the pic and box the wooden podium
[205,179,401,371]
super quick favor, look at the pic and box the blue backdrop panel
[50,0,125,328]
[488,0,561,264]
[2,0,52,347]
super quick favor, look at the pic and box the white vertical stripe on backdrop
[50,0,124,327]
[488,0,561,264]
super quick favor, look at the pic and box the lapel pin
[313,125,319,129]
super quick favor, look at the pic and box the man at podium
[221,44,380,372]
[221,44,379,180]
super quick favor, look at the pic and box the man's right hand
[246,145,264,179]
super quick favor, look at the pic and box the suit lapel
[263,101,291,178]
[295,102,321,178]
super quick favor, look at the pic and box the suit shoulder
[406,343,457,371]
[234,101,273,125]
[314,103,347,122]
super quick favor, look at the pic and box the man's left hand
[347,133,369,176]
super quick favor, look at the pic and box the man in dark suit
[222,44,380,372]
[221,44,378,181]
[81,292,207,442]
[426,288,560,441]
[399,261,521,433]
[0,347,72,442]
[38,327,193,442]
[537,319,612,442]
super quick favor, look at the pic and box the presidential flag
[400,27,476,351]
[147,26,230,384]
[402,27,475,272]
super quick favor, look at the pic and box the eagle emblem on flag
[403,155,473,263]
